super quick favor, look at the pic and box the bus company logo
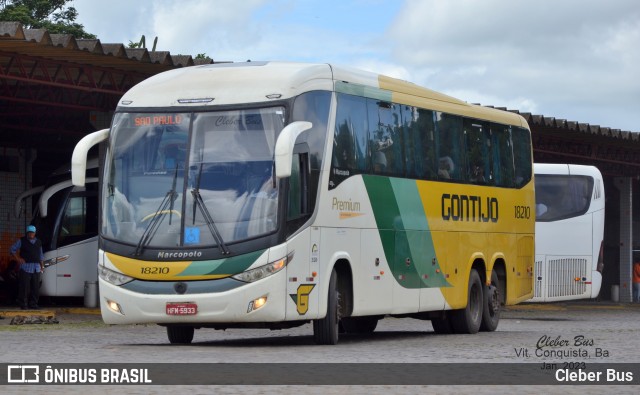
[331,197,364,220]
[157,250,203,259]
[289,284,316,315]
[8,365,40,383]
[441,193,499,223]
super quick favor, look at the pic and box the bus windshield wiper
[134,165,179,256]
[191,163,230,255]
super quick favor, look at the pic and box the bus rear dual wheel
[431,269,500,334]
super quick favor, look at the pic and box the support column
[614,177,632,303]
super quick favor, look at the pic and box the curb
[505,302,640,311]
[0,309,56,318]
[0,307,101,319]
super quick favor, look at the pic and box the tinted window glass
[491,124,515,187]
[435,112,465,181]
[464,119,492,185]
[512,127,533,187]
[535,175,593,221]
[370,100,403,176]
[332,94,369,171]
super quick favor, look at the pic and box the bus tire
[341,316,378,334]
[313,268,340,345]
[451,268,483,334]
[431,313,454,334]
[480,270,500,332]
[167,325,194,344]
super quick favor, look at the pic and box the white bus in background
[15,159,99,297]
[532,163,605,302]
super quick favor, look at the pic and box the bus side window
[511,127,532,187]
[288,153,305,220]
[491,124,515,188]
[58,192,98,248]
[404,107,436,180]
[287,152,310,235]
[332,94,368,171]
[435,112,465,181]
[463,119,492,185]
[370,100,403,177]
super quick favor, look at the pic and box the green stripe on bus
[362,175,401,230]
[364,176,450,288]
[335,81,392,102]
[178,249,266,276]
[389,178,429,231]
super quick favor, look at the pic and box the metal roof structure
[504,107,640,177]
[0,21,212,153]
[1,21,639,176]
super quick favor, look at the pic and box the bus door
[49,185,99,297]
[285,152,319,319]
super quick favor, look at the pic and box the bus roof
[534,163,603,178]
[119,61,528,128]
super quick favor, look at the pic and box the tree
[128,35,158,50]
[0,0,96,39]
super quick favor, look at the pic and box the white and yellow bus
[71,62,534,344]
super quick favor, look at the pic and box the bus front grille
[546,258,588,298]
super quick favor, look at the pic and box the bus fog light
[106,299,124,315]
[247,296,268,313]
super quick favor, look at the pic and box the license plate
[166,302,197,316]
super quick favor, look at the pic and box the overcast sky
[71,0,640,132]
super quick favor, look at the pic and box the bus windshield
[535,174,593,222]
[103,108,285,250]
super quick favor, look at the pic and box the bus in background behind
[15,159,99,297]
[71,62,535,344]
[532,163,605,302]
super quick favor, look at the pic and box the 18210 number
[141,266,169,275]
[514,205,531,219]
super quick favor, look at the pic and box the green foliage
[0,0,96,39]
[195,53,209,59]
[128,35,158,50]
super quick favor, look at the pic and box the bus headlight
[232,254,291,283]
[99,266,134,286]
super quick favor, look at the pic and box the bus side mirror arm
[274,121,312,179]
[72,128,109,186]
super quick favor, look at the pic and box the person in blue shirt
[10,225,45,310]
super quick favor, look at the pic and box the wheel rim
[488,284,500,316]
[470,283,481,321]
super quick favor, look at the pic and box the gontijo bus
[71,62,534,344]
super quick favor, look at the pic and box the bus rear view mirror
[72,128,109,186]
[274,121,312,179]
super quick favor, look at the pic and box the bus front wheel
[167,325,194,344]
[451,268,483,334]
[313,268,340,345]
